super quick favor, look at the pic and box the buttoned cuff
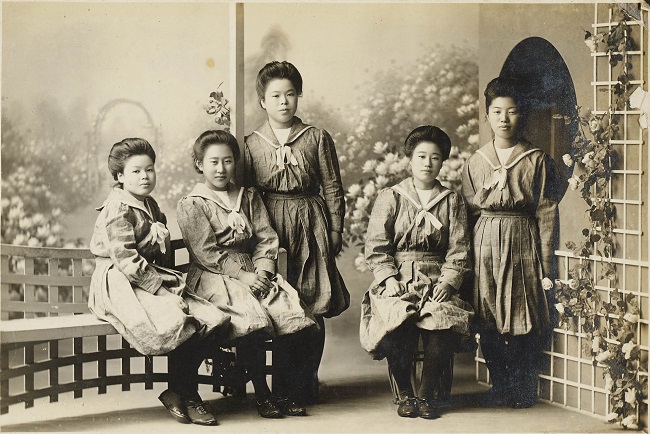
[438,271,462,293]
[373,264,398,285]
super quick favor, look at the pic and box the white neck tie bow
[276,145,299,170]
[149,222,170,254]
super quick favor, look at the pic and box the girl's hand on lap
[383,277,405,297]
[432,282,453,303]
[240,271,272,297]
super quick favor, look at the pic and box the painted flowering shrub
[339,46,479,270]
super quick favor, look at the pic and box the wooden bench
[0,241,285,414]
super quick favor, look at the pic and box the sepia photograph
[1,1,648,432]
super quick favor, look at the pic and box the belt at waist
[480,210,534,218]
[263,191,318,200]
[394,252,444,262]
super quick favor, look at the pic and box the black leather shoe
[417,398,440,419]
[397,398,418,418]
[158,389,190,424]
[186,400,218,426]
[256,397,284,418]
[275,397,307,416]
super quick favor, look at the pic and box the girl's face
[410,141,443,190]
[197,143,235,191]
[117,154,156,201]
[487,96,521,142]
[261,78,298,128]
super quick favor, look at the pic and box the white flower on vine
[362,160,378,173]
[46,235,59,246]
[591,335,601,353]
[622,341,637,359]
[373,142,388,155]
[51,223,64,235]
[347,184,362,198]
[621,415,638,429]
[461,151,472,160]
[624,388,637,405]
[568,176,581,191]
[623,312,639,323]
[554,303,565,314]
[375,162,388,176]
[1,197,10,210]
[595,350,612,362]
[582,151,595,164]
[13,234,27,246]
[562,154,574,167]
[589,117,601,133]
[339,155,348,164]
[27,237,40,247]
[375,175,390,189]
[449,146,460,158]
[604,372,613,390]
[52,208,62,218]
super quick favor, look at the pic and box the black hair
[108,138,156,184]
[192,130,240,174]
[403,125,452,160]
[484,76,528,116]
[256,61,303,107]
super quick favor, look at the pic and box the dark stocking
[383,324,419,400]
[419,329,458,402]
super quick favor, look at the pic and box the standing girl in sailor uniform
[462,77,562,408]
[244,61,350,412]
[361,126,474,419]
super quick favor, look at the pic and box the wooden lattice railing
[0,241,282,414]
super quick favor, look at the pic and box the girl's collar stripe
[390,184,452,211]
[476,147,541,170]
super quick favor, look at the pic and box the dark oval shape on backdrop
[500,36,577,200]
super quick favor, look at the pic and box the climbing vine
[554,6,646,429]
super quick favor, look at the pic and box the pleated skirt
[263,193,350,318]
[472,213,550,335]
